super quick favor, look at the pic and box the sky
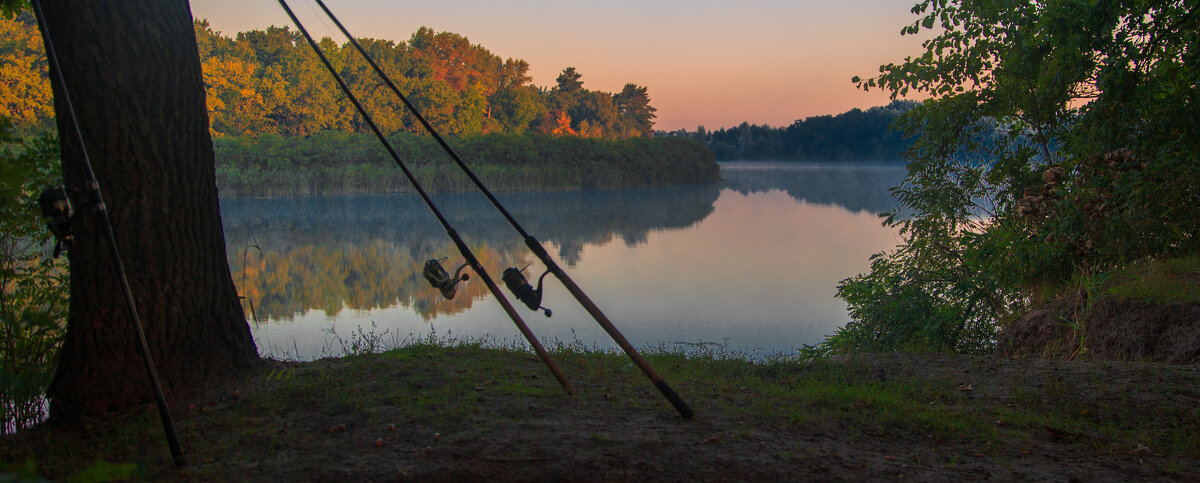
[188,0,928,132]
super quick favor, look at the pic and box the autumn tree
[38,0,259,419]
[408,27,483,93]
[0,13,53,136]
[9,14,659,140]
[201,54,279,136]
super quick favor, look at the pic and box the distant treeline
[195,21,657,139]
[214,132,720,196]
[0,15,659,140]
[662,101,918,161]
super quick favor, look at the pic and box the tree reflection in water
[222,184,722,321]
[221,162,906,357]
[719,161,906,214]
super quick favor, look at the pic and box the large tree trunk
[42,0,259,420]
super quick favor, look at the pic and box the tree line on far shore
[661,100,917,161]
[3,12,919,170]
[195,22,657,139]
[0,14,659,140]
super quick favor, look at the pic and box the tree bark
[42,0,259,420]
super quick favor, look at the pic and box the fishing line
[275,0,574,395]
[300,0,340,46]
[29,0,185,466]
[310,0,693,418]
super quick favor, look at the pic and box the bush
[0,120,66,434]
[822,1,1200,356]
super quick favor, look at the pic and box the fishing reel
[423,257,470,300]
[502,265,552,317]
[36,181,103,259]
[37,185,75,258]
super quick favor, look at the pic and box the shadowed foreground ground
[3,348,1199,480]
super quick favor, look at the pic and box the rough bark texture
[42,0,259,420]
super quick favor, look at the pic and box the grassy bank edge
[214,133,722,196]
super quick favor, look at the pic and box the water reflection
[221,162,905,358]
[720,161,906,214]
[222,185,722,321]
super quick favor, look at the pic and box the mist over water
[221,162,906,359]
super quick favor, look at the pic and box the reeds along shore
[214,133,720,196]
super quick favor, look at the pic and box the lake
[220,161,906,360]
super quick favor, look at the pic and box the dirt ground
[92,351,1195,481]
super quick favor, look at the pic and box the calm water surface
[221,162,905,359]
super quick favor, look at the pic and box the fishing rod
[311,0,693,419]
[275,0,573,395]
[29,0,185,467]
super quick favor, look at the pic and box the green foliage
[0,117,66,434]
[490,85,546,134]
[62,460,138,482]
[614,83,657,138]
[671,101,917,161]
[0,0,25,19]
[2,446,139,481]
[823,0,1200,355]
[1095,255,1200,306]
[212,132,719,196]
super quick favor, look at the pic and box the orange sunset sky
[189,0,928,131]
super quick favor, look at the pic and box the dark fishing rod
[312,0,692,419]
[29,0,185,467]
[276,0,573,395]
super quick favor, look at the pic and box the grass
[1102,254,1200,305]
[1042,254,1200,307]
[3,336,1199,480]
[316,335,1199,452]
